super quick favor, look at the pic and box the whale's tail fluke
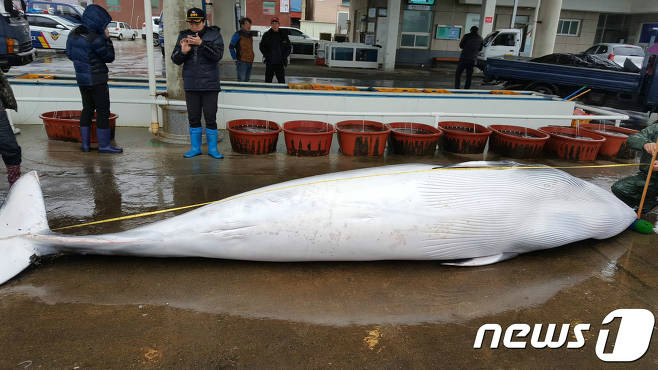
[0,171,50,285]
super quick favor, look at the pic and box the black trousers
[0,108,20,166]
[455,61,475,89]
[265,63,285,83]
[79,83,110,129]
[185,90,219,130]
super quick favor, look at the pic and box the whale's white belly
[120,163,635,262]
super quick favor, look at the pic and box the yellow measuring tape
[52,162,646,231]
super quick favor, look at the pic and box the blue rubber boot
[184,127,203,158]
[205,128,224,159]
[79,126,90,152]
[97,128,123,153]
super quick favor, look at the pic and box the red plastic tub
[336,120,390,156]
[488,125,550,159]
[283,121,335,156]
[227,119,282,154]
[387,122,443,155]
[40,110,117,143]
[578,123,636,158]
[437,121,492,154]
[539,126,606,161]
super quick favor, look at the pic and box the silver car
[583,43,644,69]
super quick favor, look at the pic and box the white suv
[141,16,160,39]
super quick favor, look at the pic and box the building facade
[91,0,164,29]
[300,0,350,39]
[349,0,658,67]
[243,0,303,27]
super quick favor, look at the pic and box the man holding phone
[171,8,225,159]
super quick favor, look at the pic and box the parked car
[583,43,645,69]
[0,0,36,71]
[141,15,160,40]
[27,13,75,50]
[108,21,137,40]
[27,1,83,24]
[252,26,317,41]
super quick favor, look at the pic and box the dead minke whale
[0,162,637,285]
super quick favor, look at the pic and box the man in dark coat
[455,26,483,90]
[0,69,20,186]
[171,8,224,159]
[65,4,122,153]
[259,17,291,83]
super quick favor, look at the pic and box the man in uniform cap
[171,8,225,159]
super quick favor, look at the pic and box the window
[57,6,81,22]
[28,15,59,28]
[492,33,515,46]
[400,10,432,49]
[341,0,350,6]
[613,46,644,57]
[356,48,377,62]
[332,47,353,61]
[287,28,303,37]
[584,45,599,54]
[108,21,117,28]
[557,19,580,36]
[483,30,499,46]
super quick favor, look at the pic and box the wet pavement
[0,125,657,368]
[10,39,487,89]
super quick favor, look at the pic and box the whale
[0,162,637,285]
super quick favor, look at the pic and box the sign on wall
[106,0,120,11]
[263,1,275,15]
[290,0,302,12]
[280,0,289,13]
[436,25,462,40]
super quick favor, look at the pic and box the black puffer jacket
[259,29,291,65]
[65,5,115,86]
[171,26,224,91]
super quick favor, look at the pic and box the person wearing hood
[65,4,122,153]
[229,17,254,82]
[171,8,225,159]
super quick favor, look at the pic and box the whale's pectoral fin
[441,253,518,267]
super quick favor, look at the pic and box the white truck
[476,28,524,69]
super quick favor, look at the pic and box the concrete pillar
[479,0,496,38]
[533,0,562,57]
[160,0,235,142]
[383,0,400,72]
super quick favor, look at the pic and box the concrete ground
[11,39,489,89]
[0,125,656,368]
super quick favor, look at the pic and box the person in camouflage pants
[0,69,21,187]
[611,122,658,213]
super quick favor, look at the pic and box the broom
[631,137,658,234]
